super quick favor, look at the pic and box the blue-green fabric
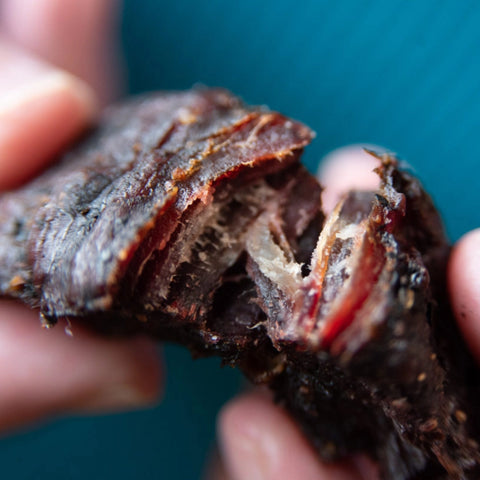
[1,1,479,479]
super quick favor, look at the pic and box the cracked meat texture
[1,89,479,479]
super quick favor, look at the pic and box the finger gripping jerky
[0,89,479,480]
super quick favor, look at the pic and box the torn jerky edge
[0,89,479,480]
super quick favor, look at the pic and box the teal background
[1,1,479,479]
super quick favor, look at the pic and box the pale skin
[1,1,479,479]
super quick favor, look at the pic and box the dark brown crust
[0,89,479,480]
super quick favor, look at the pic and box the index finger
[0,40,96,190]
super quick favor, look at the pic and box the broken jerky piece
[0,88,479,480]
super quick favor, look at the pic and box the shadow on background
[1,1,479,479]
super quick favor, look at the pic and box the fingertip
[0,43,97,190]
[71,335,164,414]
[218,391,362,480]
[218,391,285,480]
[318,145,383,213]
[1,0,123,105]
[0,300,163,432]
[448,228,480,361]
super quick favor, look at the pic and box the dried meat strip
[0,89,479,480]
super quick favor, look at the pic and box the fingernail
[0,41,97,189]
[317,145,385,213]
[219,393,366,480]
[0,38,96,122]
[317,144,385,180]
[219,393,290,480]
[221,418,274,480]
[0,69,96,122]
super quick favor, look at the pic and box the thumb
[317,145,382,213]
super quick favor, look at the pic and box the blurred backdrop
[1,0,479,478]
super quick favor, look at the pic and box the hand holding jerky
[0,89,479,480]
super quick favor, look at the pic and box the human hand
[0,0,161,433]
[2,2,479,476]
[215,147,480,480]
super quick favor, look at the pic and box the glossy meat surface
[0,89,479,479]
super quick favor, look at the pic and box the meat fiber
[0,89,479,479]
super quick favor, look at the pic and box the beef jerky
[0,89,479,480]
